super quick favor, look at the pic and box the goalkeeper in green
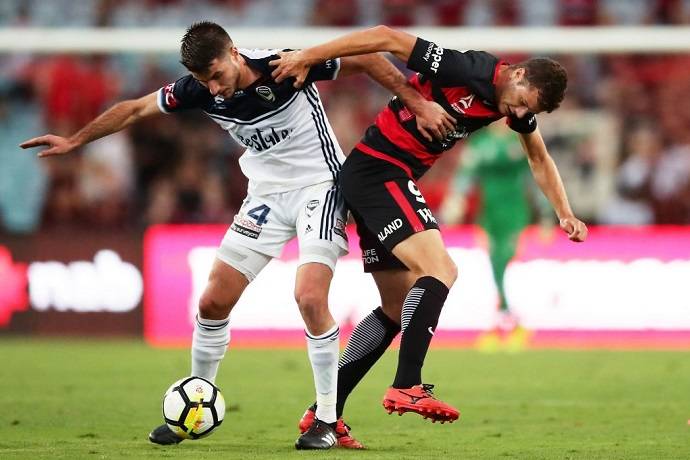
[442,122,552,348]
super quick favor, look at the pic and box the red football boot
[298,407,315,434]
[382,384,460,423]
[298,407,365,449]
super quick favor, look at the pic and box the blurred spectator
[557,0,604,26]
[79,132,134,227]
[309,0,359,26]
[600,124,661,225]
[0,87,47,233]
[2,1,690,234]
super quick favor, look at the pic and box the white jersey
[157,48,345,195]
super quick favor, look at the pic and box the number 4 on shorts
[247,204,271,225]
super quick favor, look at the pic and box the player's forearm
[522,134,574,220]
[68,100,143,147]
[302,25,415,65]
[352,54,421,107]
[529,155,574,220]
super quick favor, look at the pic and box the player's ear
[512,67,526,84]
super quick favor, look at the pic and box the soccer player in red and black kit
[272,25,588,444]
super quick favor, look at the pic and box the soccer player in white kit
[20,21,452,449]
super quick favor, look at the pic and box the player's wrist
[66,136,83,151]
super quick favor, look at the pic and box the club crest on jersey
[305,200,320,217]
[213,95,227,109]
[256,86,275,102]
[451,94,475,114]
[333,218,347,240]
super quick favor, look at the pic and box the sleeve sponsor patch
[163,83,179,109]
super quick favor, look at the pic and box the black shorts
[339,146,440,272]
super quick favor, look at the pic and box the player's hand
[411,100,456,142]
[559,215,588,242]
[20,134,78,158]
[269,51,311,88]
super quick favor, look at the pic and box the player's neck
[236,56,261,90]
[494,64,510,98]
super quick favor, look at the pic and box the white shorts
[216,181,349,281]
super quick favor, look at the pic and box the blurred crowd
[1,1,690,234]
[2,0,690,27]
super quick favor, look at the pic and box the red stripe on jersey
[375,109,436,167]
[384,181,425,233]
[409,73,434,99]
[356,142,413,178]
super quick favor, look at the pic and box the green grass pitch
[2,339,689,459]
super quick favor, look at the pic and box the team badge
[256,86,275,102]
[213,95,227,109]
[305,200,319,217]
[333,218,348,241]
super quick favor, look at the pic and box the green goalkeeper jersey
[454,124,533,232]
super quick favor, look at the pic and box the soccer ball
[162,376,225,439]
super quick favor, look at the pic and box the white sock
[305,324,339,424]
[191,315,230,383]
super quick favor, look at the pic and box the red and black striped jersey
[360,37,537,179]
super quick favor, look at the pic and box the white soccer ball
[162,377,225,439]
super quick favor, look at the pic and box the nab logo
[256,86,275,102]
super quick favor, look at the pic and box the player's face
[192,48,241,98]
[498,67,541,118]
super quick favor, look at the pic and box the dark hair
[180,21,233,73]
[515,58,568,113]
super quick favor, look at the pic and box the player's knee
[198,293,233,320]
[410,255,457,288]
[295,288,328,314]
[442,257,459,287]
[294,288,328,322]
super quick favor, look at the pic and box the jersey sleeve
[303,57,341,84]
[157,74,209,113]
[507,112,538,134]
[407,37,497,88]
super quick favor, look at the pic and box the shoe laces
[421,383,436,396]
[337,419,352,435]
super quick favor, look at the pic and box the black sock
[392,276,449,389]
[330,307,400,418]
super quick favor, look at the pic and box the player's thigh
[340,155,453,284]
[295,181,348,275]
[341,152,439,262]
[370,268,417,323]
[220,192,294,281]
